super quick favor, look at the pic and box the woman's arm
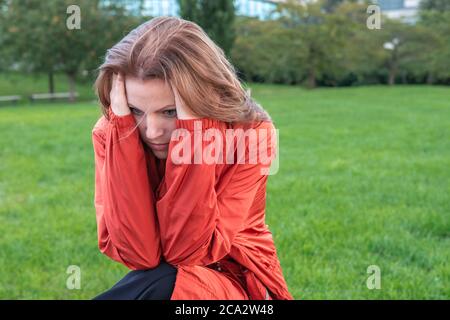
[156,118,276,266]
[92,111,162,270]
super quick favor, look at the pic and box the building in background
[375,0,420,22]
[236,0,280,20]
[101,0,280,20]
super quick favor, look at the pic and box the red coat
[92,109,293,300]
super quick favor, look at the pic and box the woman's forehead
[125,76,175,112]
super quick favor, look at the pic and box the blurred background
[0,0,448,299]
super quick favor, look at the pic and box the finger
[116,73,127,101]
[110,73,130,116]
[110,73,117,94]
[114,73,121,93]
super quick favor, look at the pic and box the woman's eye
[130,108,143,116]
[163,109,177,118]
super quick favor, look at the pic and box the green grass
[0,82,449,299]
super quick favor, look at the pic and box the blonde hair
[93,16,271,126]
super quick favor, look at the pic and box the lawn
[0,83,449,299]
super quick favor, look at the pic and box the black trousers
[93,261,178,300]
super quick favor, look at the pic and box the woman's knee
[134,261,177,300]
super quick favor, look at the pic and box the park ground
[0,74,449,299]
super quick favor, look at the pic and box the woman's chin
[151,149,168,159]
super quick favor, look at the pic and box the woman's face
[124,77,177,159]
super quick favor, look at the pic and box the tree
[177,0,199,21]
[322,0,362,13]
[0,0,141,99]
[230,0,449,86]
[418,3,450,84]
[329,1,385,85]
[274,0,369,87]
[231,16,301,84]
[178,0,236,56]
[420,0,450,11]
[232,0,381,87]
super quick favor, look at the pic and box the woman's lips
[148,142,169,151]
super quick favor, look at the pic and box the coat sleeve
[156,118,276,266]
[92,111,162,270]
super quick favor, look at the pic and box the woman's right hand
[110,72,131,116]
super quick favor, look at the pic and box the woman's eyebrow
[160,104,176,110]
[127,103,175,111]
[127,103,142,110]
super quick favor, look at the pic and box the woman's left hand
[172,86,200,120]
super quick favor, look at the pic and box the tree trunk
[388,66,397,86]
[48,70,54,94]
[388,50,398,86]
[401,72,407,84]
[307,68,316,88]
[426,72,434,85]
[67,73,76,102]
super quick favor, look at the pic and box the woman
[91,16,293,300]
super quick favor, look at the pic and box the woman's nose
[145,115,164,140]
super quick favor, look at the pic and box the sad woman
[91,16,292,300]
